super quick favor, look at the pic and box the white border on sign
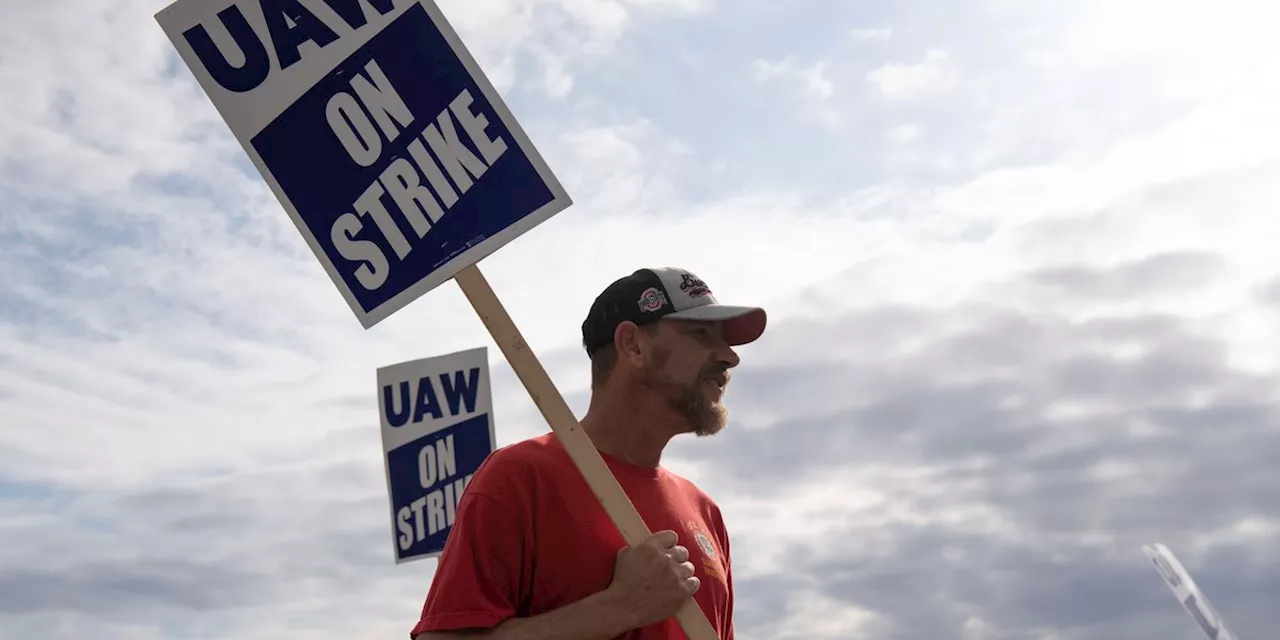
[376,346,498,564]
[154,0,572,330]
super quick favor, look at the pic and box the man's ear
[613,321,649,368]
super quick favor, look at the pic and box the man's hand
[605,530,701,629]
[412,531,702,640]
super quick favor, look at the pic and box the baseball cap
[581,267,767,355]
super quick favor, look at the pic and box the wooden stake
[454,264,721,640]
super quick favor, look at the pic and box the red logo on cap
[638,287,668,312]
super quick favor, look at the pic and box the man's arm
[415,529,702,640]
[409,484,639,640]
[413,585,637,640]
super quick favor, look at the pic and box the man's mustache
[701,366,730,387]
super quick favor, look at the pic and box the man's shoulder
[467,432,570,492]
[659,467,731,548]
[661,465,721,508]
[485,431,566,467]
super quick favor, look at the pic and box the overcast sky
[2,0,1278,638]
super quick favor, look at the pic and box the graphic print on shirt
[685,519,724,582]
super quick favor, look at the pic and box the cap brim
[665,304,767,346]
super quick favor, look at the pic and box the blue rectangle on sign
[385,413,494,561]
[250,3,565,327]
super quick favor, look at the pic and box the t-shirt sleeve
[408,486,527,637]
[710,501,734,640]
[722,534,734,640]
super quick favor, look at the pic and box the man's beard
[641,348,728,436]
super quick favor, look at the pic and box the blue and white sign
[1141,543,1239,640]
[154,0,572,328]
[378,347,497,563]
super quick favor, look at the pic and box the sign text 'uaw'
[377,347,497,563]
[155,0,572,328]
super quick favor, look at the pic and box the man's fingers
[676,561,696,579]
[648,530,678,549]
[667,545,690,563]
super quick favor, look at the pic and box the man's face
[638,319,740,436]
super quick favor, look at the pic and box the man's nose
[720,345,741,368]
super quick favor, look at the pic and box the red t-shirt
[409,431,734,639]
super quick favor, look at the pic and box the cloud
[752,56,835,99]
[673,248,1280,638]
[850,26,892,42]
[885,124,921,145]
[866,49,958,101]
[749,56,842,128]
[1024,252,1227,301]
[2,0,1279,639]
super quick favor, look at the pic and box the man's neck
[580,391,682,468]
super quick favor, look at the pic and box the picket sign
[377,346,497,564]
[151,0,717,636]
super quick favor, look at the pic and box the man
[409,267,767,640]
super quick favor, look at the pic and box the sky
[1,0,1279,638]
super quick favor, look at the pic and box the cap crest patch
[637,287,668,313]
